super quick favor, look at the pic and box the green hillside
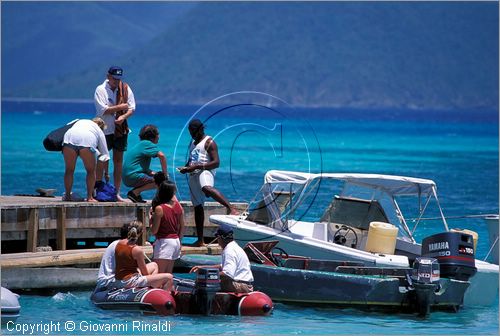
[4,2,498,109]
[1,2,193,90]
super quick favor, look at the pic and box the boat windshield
[247,176,445,241]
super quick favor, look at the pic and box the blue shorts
[63,143,95,155]
[125,173,154,188]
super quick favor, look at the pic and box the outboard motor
[193,268,221,315]
[421,231,477,281]
[411,257,440,285]
[410,257,440,317]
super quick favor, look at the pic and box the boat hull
[210,216,498,307]
[179,254,469,313]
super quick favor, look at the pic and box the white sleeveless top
[188,136,213,173]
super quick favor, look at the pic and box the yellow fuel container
[365,221,399,254]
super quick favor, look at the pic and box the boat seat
[288,221,328,241]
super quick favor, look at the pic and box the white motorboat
[210,170,499,306]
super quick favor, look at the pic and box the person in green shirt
[123,125,167,203]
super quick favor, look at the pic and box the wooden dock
[0,195,240,290]
[1,244,222,290]
[1,195,247,252]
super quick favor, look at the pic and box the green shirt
[123,140,159,186]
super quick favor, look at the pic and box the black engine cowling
[421,231,476,281]
[193,268,221,315]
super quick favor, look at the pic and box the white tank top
[189,136,213,170]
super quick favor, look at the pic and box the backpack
[95,181,118,202]
[43,119,79,151]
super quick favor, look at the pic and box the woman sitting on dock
[112,220,172,291]
[151,181,185,274]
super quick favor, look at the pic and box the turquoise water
[3,290,498,335]
[1,101,499,334]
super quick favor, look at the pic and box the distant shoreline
[2,97,498,113]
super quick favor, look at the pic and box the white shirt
[97,240,119,286]
[221,241,254,282]
[94,79,136,135]
[63,119,110,162]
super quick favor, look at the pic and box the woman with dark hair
[122,124,167,203]
[151,181,185,274]
[113,220,172,290]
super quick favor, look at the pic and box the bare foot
[194,240,207,247]
[116,194,127,202]
[87,198,98,203]
[227,207,239,215]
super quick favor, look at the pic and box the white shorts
[188,170,215,206]
[111,273,148,289]
[153,238,181,260]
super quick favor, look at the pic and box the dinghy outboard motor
[410,257,440,317]
[421,231,477,281]
[193,268,221,315]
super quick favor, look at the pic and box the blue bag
[95,181,118,202]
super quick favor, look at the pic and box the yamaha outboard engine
[422,231,477,281]
[193,268,221,315]
[410,257,440,317]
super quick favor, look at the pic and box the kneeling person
[122,125,167,203]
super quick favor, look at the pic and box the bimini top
[264,170,437,196]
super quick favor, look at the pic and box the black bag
[43,119,79,151]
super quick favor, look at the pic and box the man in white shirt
[94,66,136,201]
[216,224,254,293]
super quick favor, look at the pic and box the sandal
[127,190,146,203]
[62,192,84,202]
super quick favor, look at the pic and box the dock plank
[0,244,222,269]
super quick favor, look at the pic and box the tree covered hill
[1,1,194,90]
[3,2,498,109]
